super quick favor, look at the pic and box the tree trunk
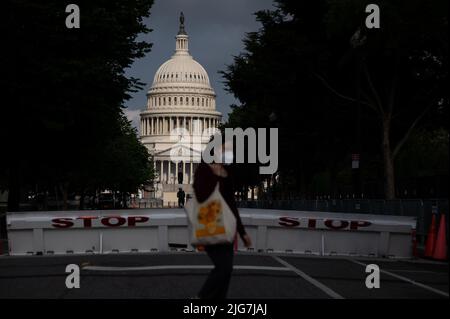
[79,189,85,210]
[59,182,69,210]
[382,117,396,199]
[7,163,20,212]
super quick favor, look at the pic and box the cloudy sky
[124,0,275,128]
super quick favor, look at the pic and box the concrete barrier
[6,208,416,258]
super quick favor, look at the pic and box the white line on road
[349,259,449,298]
[82,265,292,272]
[272,256,344,299]
[382,269,446,274]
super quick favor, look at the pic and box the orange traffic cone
[424,214,437,257]
[432,214,447,260]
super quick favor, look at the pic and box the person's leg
[198,243,234,299]
[212,243,233,299]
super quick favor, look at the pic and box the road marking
[383,269,446,274]
[82,265,292,272]
[272,256,344,299]
[349,259,449,297]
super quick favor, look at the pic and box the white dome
[144,14,218,113]
[152,54,211,88]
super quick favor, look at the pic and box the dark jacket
[193,162,247,241]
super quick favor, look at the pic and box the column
[175,162,179,184]
[166,117,169,134]
[159,160,163,182]
[168,161,171,184]
[190,161,193,184]
[182,161,185,184]
[169,116,173,133]
[176,116,179,130]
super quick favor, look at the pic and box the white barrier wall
[6,208,417,258]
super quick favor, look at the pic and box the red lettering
[77,216,98,228]
[349,220,371,230]
[279,217,300,227]
[101,216,126,227]
[52,218,74,228]
[127,216,149,226]
[324,219,349,230]
[308,219,317,228]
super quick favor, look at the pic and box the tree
[221,0,448,199]
[1,0,155,216]
[321,0,448,199]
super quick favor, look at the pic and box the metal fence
[237,199,449,243]
[137,198,163,208]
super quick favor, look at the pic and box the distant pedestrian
[177,188,186,207]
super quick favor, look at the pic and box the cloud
[124,109,142,130]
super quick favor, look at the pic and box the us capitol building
[139,13,222,206]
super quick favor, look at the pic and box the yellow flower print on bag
[196,200,226,238]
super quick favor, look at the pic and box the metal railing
[137,199,163,209]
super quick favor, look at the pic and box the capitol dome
[146,13,216,110]
[152,53,211,88]
[139,12,222,201]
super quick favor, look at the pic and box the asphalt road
[0,252,448,299]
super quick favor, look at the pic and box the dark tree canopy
[1,0,155,212]
[222,0,448,199]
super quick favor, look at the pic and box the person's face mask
[214,148,234,164]
[223,150,234,164]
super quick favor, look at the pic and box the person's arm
[221,173,247,241]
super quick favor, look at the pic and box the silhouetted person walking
[177,188,185,208]
[192,140,252,299]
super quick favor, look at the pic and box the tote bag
[185,182,237,246]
